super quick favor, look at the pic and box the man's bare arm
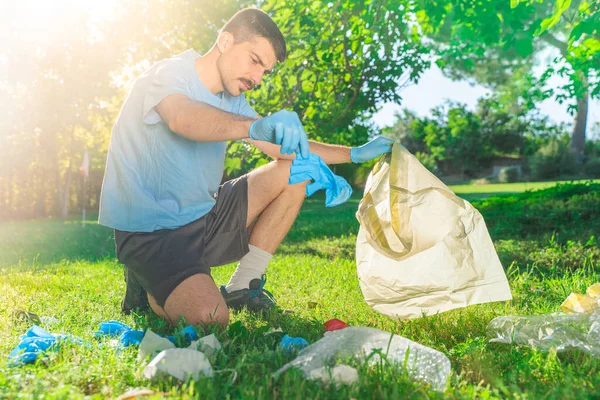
[248,139,352,165]
[156,94,253,142]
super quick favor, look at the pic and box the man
[99,8,393,327]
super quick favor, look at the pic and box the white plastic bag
[188,333,221,356]
[356,144,512,319]
[137,330,175,362]
[274,326,450,391]
[143,348,213,381]
[309,365,358,387]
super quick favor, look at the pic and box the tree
[416,0,600,161]
[1,5,118,219]
[2,0,432,219]
[250,0,430,146]
[384,95,560,177]
[105,0,430,173]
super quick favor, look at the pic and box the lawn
[1,181,599,399]
[449,178,600,201]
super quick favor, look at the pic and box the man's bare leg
[246,159,307,252]
[147,159,305,325]
[148,274,229,328]
[224,159,307,292]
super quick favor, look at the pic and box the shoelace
[249,274,276,304]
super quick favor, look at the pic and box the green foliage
[248,0,429,147]
[387,96,540,177]
[498,167,520,183]
[536,0,573,35]
[223,141,270,178]
[415,151,438,174]
[418,0,600,157]
[584,157,600,177]
[530,140,578,179]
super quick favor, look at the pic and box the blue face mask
[288,153,352,207]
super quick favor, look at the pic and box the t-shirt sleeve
[142,61,193,125]
[237,94,258,119]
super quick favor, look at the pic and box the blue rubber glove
[249,110,310,158]
[279,334,309,353]
[9,325,82,366]
[289,153,353,207]
[350,136,394,163]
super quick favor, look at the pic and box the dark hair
[221,8,287,62]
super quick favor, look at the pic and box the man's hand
[249,110,310,158]
[350,136,395,164]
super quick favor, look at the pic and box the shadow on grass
[0,192,362,268]
[0,214,116,268]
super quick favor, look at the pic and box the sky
[371,64,600,135]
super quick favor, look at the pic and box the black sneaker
[220,274,276,312]
[121,267,149,315]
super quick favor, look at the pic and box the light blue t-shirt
[99,49,257,232]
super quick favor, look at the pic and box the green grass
[1,183,599,399]
[449,179,600,201]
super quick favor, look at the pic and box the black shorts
[114,175,250,308]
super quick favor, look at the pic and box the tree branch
[540,33,568,56]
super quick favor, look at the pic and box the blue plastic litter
[288,153,352,207]
[279,334,309,353]
[9,321,200,367]
[95,321,197,347]
[120,329,144,347]
[8,325,80,367]
[95,320,132,337]
[179,325,199,342]
[95,320,143,347]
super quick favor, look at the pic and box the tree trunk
[570,77,588,163]
[60,160,72,218]
[36,172,46,217]
[8,167,14,218]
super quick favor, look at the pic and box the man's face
[216,34,278,97]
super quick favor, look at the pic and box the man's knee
[272,159,292,182]
[162,274,230,329]
[171,303,229,328]
[186,305,229,328]
[270,159,309,195]
[284,178,308,199]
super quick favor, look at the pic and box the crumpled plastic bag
[188,333,221,357]
[309,364,358,387]
[487,311,600,356]
[273,326,450,391]
[138,330,176,361]
[560,283,600,314]
[488,282,600,356]
[356,144,512,319]
[561,293,600,314]
[143,348,213,381]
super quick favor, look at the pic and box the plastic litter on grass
[274,326,450,391]
[488,282,600,356]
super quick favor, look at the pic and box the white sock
[225,245,273,292]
